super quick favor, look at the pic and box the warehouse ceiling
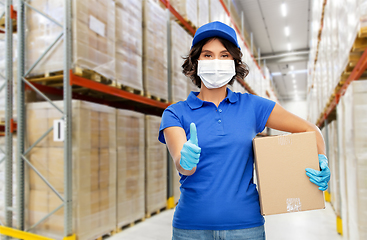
[233,0,310,101]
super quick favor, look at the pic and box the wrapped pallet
[209,0,230,25]
[143,0,168,101]
[26,0,115,80]
[26,101,116,240]
[171,20,189,102]
[338,80,367,240]
[115,0,143,91]
[198,0,209,27]
[145,115,167,216]
[328,120,341,219]
[170,0,198,28]
[116,109,145,228]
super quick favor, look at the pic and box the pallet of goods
[145,115,167,218]
[26,0,115,85]
[337,80,367,239]
[116,109,145,229]
[26,100,116,240]
[115,0,143,94]
[143,0,168,102]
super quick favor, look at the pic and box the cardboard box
[253,132,325,215]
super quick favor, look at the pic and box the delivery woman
[158,21,330,240]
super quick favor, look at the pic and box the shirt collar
[186,88,239,110]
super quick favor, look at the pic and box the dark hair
[182,37,249,88]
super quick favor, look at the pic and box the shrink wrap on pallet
[25,0,115,80]
[0,136,17,224]
[143,0,168,101]
[115,0,143,91]
[198,0,209,27]
[26,101,116,240]
[327,120,341,218]
[116,109,145,228]
[337,80,367,240]
[171,20,189,102]
[209,0,230,25]
[170,0,198,28]
[145,115,167,216]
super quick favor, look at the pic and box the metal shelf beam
[70,71,170,109]
[159,0,196,35]
[317,47,367,128]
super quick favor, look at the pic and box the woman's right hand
[180,123,201,170]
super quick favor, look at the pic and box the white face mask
[197,59,236,89]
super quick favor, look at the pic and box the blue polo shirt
[158,88,276,230]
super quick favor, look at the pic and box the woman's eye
[222,54,229,58]
[204,54,211,58]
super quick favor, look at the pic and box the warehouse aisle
[108,202,342,240]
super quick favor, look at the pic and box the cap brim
[191,29,240,49]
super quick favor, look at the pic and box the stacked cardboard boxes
[171,20,189,102]
[143,0,168,101]
[26,101,116,240]
[337,80,367,240]
[145,115,167,216]
[197,0,209,27]
[116,109,145,228]
[26,0,115,80]
[170,0,198,28]
[115,0,143,91]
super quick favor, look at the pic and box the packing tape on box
[286,198,302,212]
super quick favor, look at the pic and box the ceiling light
[287,43,292,51]
[292,73,295,78]
[281,3,287,17]
[285,26,290,36]
[290,65,294,70]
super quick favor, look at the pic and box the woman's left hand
[305,154,330,191]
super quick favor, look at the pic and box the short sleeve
[158,106,183,144]
[249,94,276,133]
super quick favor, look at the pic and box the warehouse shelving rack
[1,1,170,239]
[309,0,367,236]
[0,1,280,239]
[311,0,367,129]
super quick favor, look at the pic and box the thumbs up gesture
[180,123,201,170]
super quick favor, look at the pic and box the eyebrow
[201,50,229,54]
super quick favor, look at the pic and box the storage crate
[26,100,116,240]
[116,109,145,228]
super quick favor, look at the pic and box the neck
[197,85,228,107]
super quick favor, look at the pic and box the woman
[158,21,330,240]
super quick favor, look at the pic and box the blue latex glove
[180,123,201,170]
[305,154,330,191]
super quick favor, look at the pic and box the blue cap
[191,21,240,49]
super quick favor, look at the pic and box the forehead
[202,38,227,51]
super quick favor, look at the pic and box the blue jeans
[172,225,265,240]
